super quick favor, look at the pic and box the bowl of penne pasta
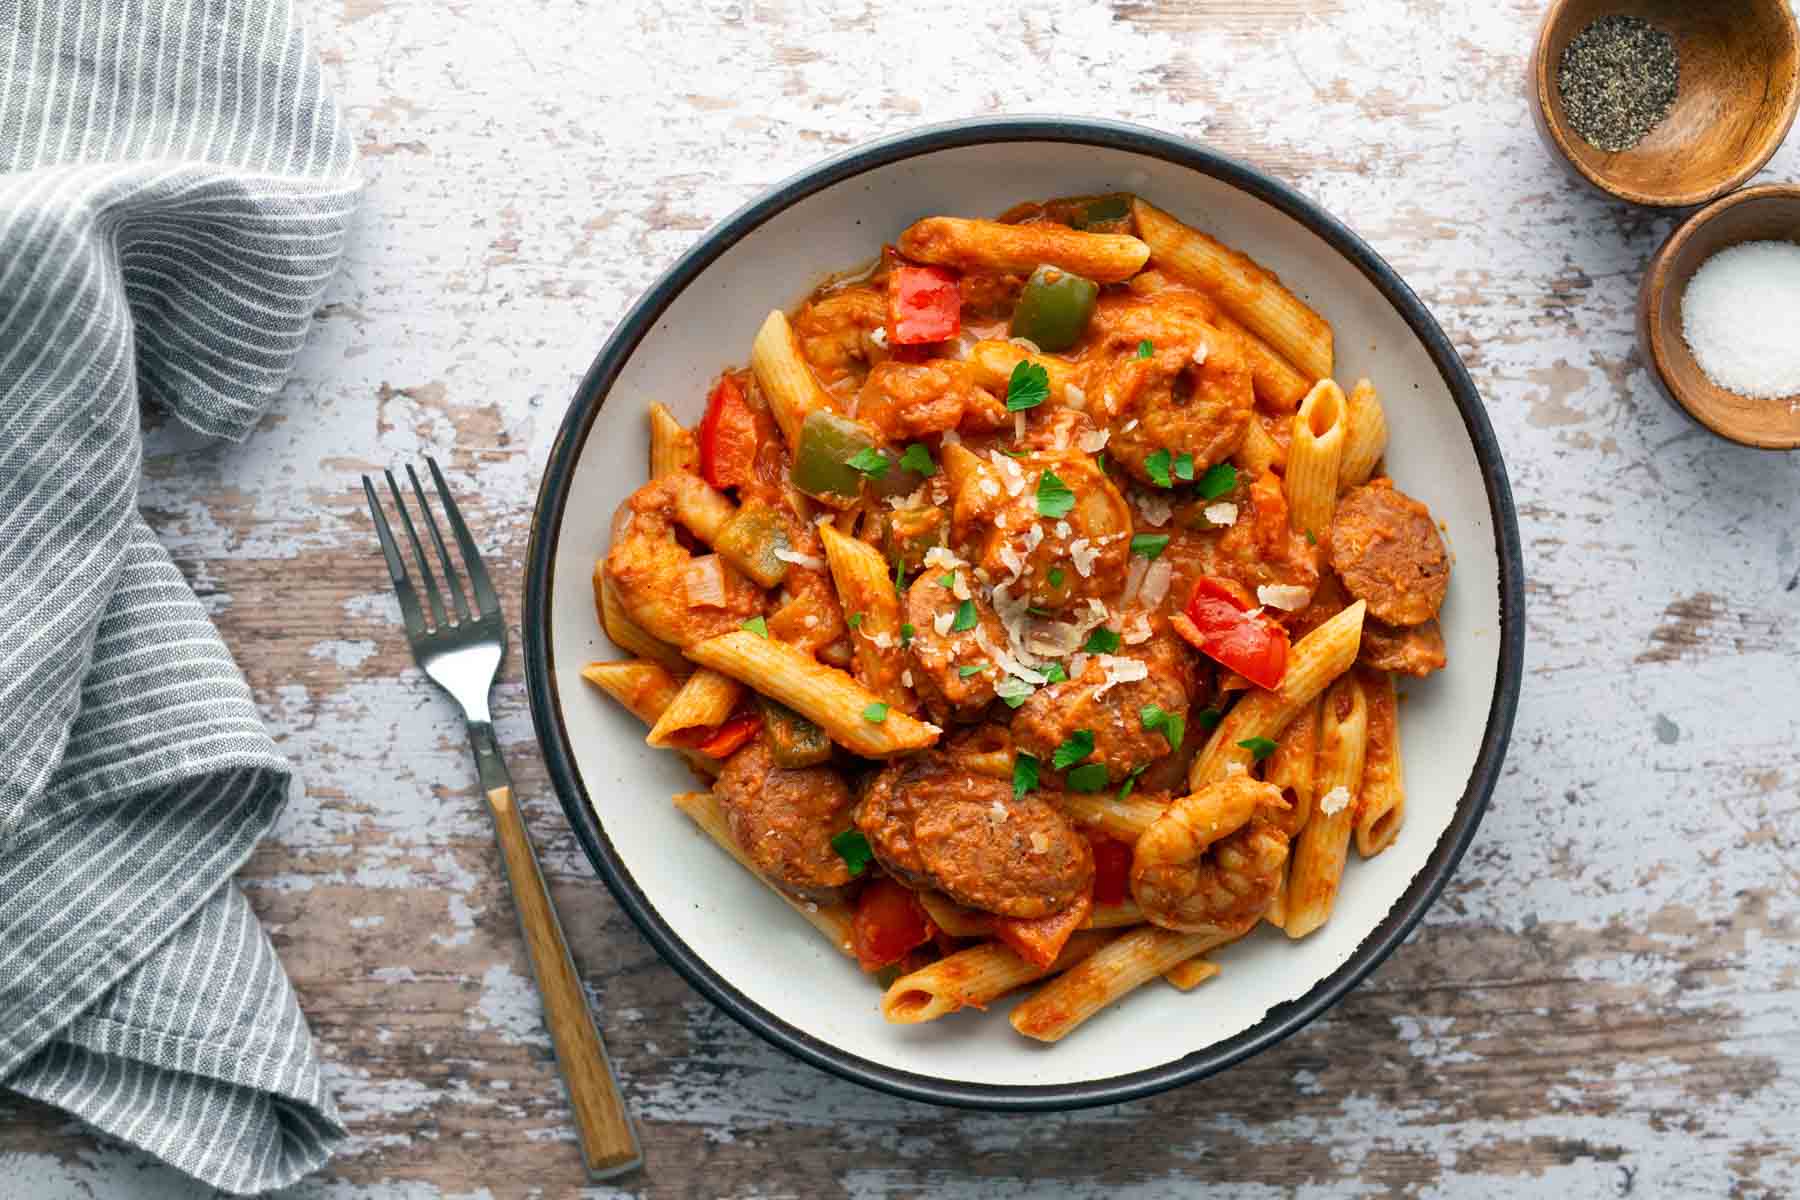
[524,117,1525,1109]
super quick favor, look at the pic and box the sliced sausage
[913,786,1094,918]
[855,752,954,889]
[1010,634,1196,785]
[1358,616,1447,677]
[904,572,1005,724]
[1330,480,1449,627]
[713,739,855,903]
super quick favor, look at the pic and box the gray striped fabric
[0,0,359,1192]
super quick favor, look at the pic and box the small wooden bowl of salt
[1639,185,1800,449]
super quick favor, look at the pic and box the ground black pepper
[1557,15,1679,153]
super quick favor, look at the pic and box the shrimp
[791,286,888,394]
[603,477,763,648]
[1130,775,1290,935]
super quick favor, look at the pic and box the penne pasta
[1085,898,1146,929]
[645,668,743,748]
[685,630,939,757]
[649,402,697,480]
[899,216,1149,283]
[917,891,995,938]
[1050,792,1168,842]
[1284,672,1370,939]
[666,469,737,545]
[673,791,855,956]
[1235,414,1286,477]
[1338,378,1388,490]
[1010,926,1236,1043]
[750,309,834,450]
[1285,379,1347,541]
[965,340,1086,406]
[1160,956,1222,992]
[1190,601,1366,788]
[1354,669,1405,857]
[818,523,909,708]
[881,931,1109,1025]
[1132,197,1334,382]
[596,566,689,674]
[580,659,718,777]
[1263,695,1321,929]
[1215,311,1311,411]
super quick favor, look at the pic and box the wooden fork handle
[486,785,642,1180]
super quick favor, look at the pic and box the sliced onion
[683,554,728,608]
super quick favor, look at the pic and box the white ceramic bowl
[525,118,1524,1109]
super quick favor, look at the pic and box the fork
[362,458,641,1181]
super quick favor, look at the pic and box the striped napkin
[0,1,360,1192]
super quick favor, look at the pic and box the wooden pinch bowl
[1639,184,1800,449]
[1531,0,1800,209]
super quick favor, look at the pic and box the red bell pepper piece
[886,264,961,346]
[697,374,758,490]
[1087,831,1132,908]
[1176,575,1291,691]
[992,887,1092,970]
[689,712,760,759]
[851,877,934,971]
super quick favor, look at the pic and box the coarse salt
[1319,785,1352,816]
[1682,241,1800,400]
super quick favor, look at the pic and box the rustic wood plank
[5,0,1798,1196]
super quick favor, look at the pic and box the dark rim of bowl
[523,115,1526,1112]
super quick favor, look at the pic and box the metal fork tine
[426,456,502,620]
[362,476,428,641]
[407,462,473,624]
[385,468,449,632]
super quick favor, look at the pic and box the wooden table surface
[6,0,1800,1196]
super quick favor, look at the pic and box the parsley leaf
[996,677,1034,709]
[742,616,769,638]
[899,442,936,477]
[1145,448,1173,489]
[958,663,988,678]
[951,599,977,633]
[1140,704,1185,751]
[1198,462,1237,500]
[1066,763,1109,792]
[1239,736,1278,762]
[1042,662,1068,684]
[1051,729,1096,771]
[1118,763,1148,801]
[1013,752,1040,799]
[847,612,864,629]
[1036,469,1076,519]
[893,558,908,592]
[939,572,957,588]
[1195,707,1223,731]
[847,447,890,478]
[1047,567,1066,589]
[863,702,890,723]
[1005,360,1050,411]
[1082,627,1121,654]
[830,829,873,877]
[1305,528,1318,546]
[1130,533,1170,560]
[1174,453,1195,482]
[1136,339,1154,359]
[900,622,915,646]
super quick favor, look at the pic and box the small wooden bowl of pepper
[1530,0,1800,209]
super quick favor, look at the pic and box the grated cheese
[923,546,964,571]
[1140,559,1173,608]
[1204,501,1239,527]
[773,547,826,571]
[1055,520,1072,539]
[941,429,961,445]
[1122,611,1154,644]
[867,631,894,649]
[1224,760,1247,777]
[1191,337,1209,366]
[1029,831,1051,854]
[990,799,1009,822]
[933,610,955,636]
[1077,426,1109,454]
[869,326,888,349]
[901,669,914,688]
[1122,418,1138,433]
[1135,491,1173,527]
[1009,337,1042,355]
[1121,555,1150,607]
[803,614,819,628]
[1093,654,1149,698]
[1068,651,1089,680]
[991,451,1026,496]
[1065,383,1087,410]
[1257,584,1312,612]
[1069,538,1097,577]
[1319,785,1352,816]
[952,572,971,601]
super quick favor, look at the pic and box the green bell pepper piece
[791,409,877,503]
[756,695,833,767]
[1009,265,1099,353]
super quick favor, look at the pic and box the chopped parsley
[939,572,957,589]
[1238,736,1278,762]
[1096,449,1110,474]
[1118,763,1148,801]
[900,622,915,646]
[847,612,864,629]
[1047,567,1066,589]
[1082,626,1121,655]
[830,829,873,877]
[1051,729,1096,771]
[1198,462,1237,500]
[893,559,908,591]
[1065,763,1109,793]
[741,616,769,638]
[899,442,936,477]
[958,663,988,678]
[1136,339,1154,359]
[1140,704,1185,751]
[1042,662,1068,684]
[1144,448,1174,489]
[1005,360,1050,411]
[1195,707,1223,731]
[1129,533,1170,560]
[950,599,978,633]
[1013,752,1040,799]
[846,447,890,478]
[1035,469,1076,519]
[996,677,1035,709]
[1027,606,1054,617]
[1305,528,1318,545]
[1173,452,1195,483]
[863,702,890,724]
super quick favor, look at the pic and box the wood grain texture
[4,0,1800,1197]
